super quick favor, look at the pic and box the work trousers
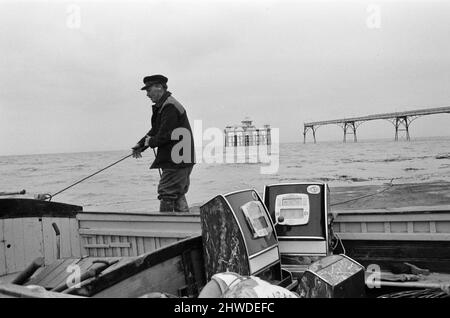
[157,166,193,212]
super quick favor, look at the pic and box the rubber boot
[174,195,190,212]
[159,199,175,213]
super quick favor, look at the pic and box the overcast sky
[1,0,449,156]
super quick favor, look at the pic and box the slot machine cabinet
[298,254,366,298]
[263,183,330,274]
[200,189,285,283]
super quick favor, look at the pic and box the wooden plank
[436,221,450,233]
[112,236,120,257]
[22,218,44,266]
[413,221,430,233]
[12,219,26,273]
[38,258,77,288]
[430,221,437,233]
[0,284,83,298]
[130,237,138,256]
[78,228,198,238]
[336,232,450,241]
[335,212,450,223]
[104,236,112,257]
[49,258,81,290]
[101,235,109,257]
[366,222,384,233]
[69,218,81,257]
[27,258,66,286]
[121,236,129,257]
[384,222,391,233]
[96,235,105,257]
[407,222,414,233]
[83,242,131,249]
[334,205,450,215]
[79,235,88,257]
[143,237,155,253]
[0,220,6,276]
[58,218,72,258]
[136,237,145,256]
[77,212,200,222]
[85,236,96,257]
[77,257,96,276]
[78,218,201,234]
[361,222,367,233]
[390,222,407,233]
[84,236,92,257]
[42,217,56,265]
[93,257,185,298]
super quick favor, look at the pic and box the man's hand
[131,144,143,159]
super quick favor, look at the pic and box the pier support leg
[303,125,317,143]
[394,116,411,141]
[343,122,357,143]
[343,125,347,143]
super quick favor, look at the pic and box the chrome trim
[280,253,327,256]
[223,188,256,197]
[253,190,281,266]
[249,245,279,259]
[264,182,326,187]
[279,236,326,241]
[253,190,279,244]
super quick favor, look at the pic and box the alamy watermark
[366,4,381,29]
[143,120,280,174]
[66,4,81,29]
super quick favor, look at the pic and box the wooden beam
[0,284,83,298]
[336,232,450,241]
[79,228,200,238]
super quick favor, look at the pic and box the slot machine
[263,183,331,274]
[200,189,294,287]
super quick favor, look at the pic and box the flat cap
[141,74,168,90]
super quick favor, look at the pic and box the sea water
[1,137,449,212]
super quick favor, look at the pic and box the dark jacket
[137,91,195,169]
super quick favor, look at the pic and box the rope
[46,154,133,201]
[330,178,396,207]
[379,288,450,298]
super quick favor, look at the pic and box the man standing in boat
[132,74,195,212]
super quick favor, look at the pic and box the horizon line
[1,135,450,157]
